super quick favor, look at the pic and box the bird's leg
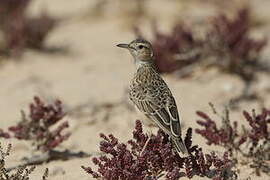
[140,130,152,156]
[139,117,154,155]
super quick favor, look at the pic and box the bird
[117,39,188,156]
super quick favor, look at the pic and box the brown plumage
[117,39,188,156]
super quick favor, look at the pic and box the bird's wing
[130,74,182,138]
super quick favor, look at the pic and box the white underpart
[135,59,153,69]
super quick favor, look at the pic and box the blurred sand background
[0,0,270,179]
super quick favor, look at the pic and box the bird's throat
[135,59,154,70]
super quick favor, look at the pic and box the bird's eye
[138,45,144,49]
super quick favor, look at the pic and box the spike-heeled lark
[117,39,188,156]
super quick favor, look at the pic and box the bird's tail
[171,137,189,157]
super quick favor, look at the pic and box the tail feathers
[172,137,189,157]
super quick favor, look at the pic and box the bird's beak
[116,43,129,49]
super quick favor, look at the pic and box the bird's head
[117,39,154,62]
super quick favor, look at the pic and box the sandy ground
[0,0,270,179]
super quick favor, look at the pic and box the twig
[7,149,100,171]
[228,80,263,109]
